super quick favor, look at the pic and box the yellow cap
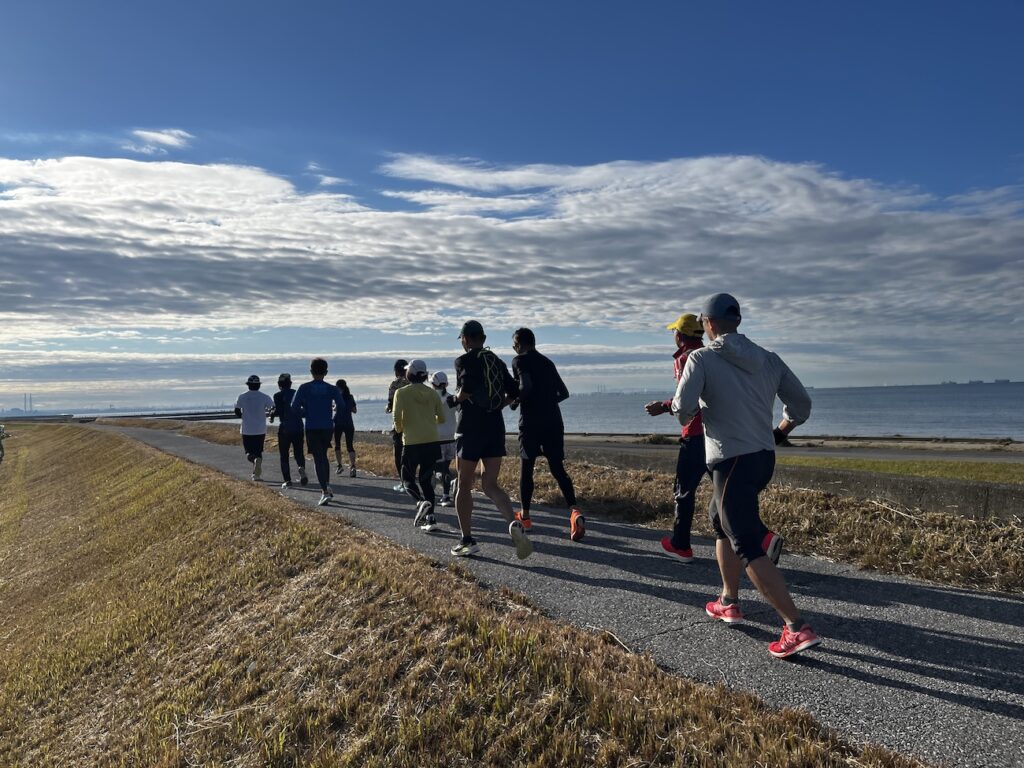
[666,313,703,336]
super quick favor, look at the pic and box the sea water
[348,382,1024,440]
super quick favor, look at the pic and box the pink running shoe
[661,536,695,563]
[763,531,784,565]
[768,624,821,658]
[705,598,744,624]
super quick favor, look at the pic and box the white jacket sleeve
[776,357,812,426]
[671,354,704,425]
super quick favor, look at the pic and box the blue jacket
[292,380,346,431]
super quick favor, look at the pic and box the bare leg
[746,557,800,624]
[455,458,478,539]
[479,457,515,523]
[716,539,744,600]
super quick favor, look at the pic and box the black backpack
[470,348,509,412]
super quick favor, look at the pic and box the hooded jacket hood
[706,333,768,375]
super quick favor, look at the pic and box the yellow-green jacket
[393,382,446,446]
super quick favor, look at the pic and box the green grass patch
[0,424,931,767]
[777,455,1024,485]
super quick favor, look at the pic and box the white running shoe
[253,457,262,480]
[413,500,431,528]
[439,494,453,507]
[509,520,533,560]
[280,480,292,489]
[318,491,330,506]
[393,482,406,493]
[420,514,438,532]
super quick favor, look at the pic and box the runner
[392,359,447,532]
[234,375,274,481]
[0,423,10,466]
[450,320,531,559]
[269,373,308,489]
[672,293,820,658]
[385,359,410,492]
[430,371,458,506]
[292,358,347,506]
[333,378,358,477]
[645,313,723,563]
[509,328,585,541]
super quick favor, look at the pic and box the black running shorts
[305,428,333,456]
[707,450,775,565]
[518,428,565,461]
[456,431,507,461]
[241,433,266,458]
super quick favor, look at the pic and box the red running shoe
[705,597,744,624]
[514,510,532,531]
[763,531,784,565]
[569,507,586,541]
[661,536,695,563]
[768,624,821,658]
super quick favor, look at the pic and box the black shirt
[272,389,303,433]
[511,349,568,431]
[454,348,518,436]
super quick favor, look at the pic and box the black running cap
[246,374,261,385]
[459,320,484,338]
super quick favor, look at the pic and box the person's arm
[553,366,570,403]
[774,357,811,442]
[435,392,446,424]
[392,390,405,433]
[503,359,520,406]
[349,395,357,415]
[233,396,242,419]
[291,386,307,418]
[670,355,704,424]
[454,355,474,403]
[386,381,395,413]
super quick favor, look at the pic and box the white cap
[406,359,428,376]
[430,371,448,387]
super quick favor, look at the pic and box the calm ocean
[350,382,1024,440]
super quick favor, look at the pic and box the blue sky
[1,1,1022,409]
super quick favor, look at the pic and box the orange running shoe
[569,507,586,541]
[514,510,532,531]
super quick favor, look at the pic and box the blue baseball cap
[699,293,741,322]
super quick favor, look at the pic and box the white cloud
[1,151,1022,399]
[123,128,195,155]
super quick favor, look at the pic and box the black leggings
[520,456,577,513]
[391,429,403,475]
[402,442,441,506]
[305,429,333,491]
[334,422,354,453]
[278,429,305,482]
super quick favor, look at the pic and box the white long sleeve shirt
[671,333,811,466]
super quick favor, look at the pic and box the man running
[645,313,716,563]
[292,358,347,506]
[269,373,308,489]
[431,371,458,507]
[450,320,531,559]
[392,359,447,532]
[333,379,358,477]
[234,375,274,481]
[510,327,584,541]
[385,358,410,492]
[0,424,10,466]
[672,293,820,658]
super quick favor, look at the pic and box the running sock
[786,618,805,632]
[721,595,739,606]
[461,535,476,545]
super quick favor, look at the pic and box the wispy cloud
[122,128,195,155]
[1,151,1022,399]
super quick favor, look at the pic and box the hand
[645,401,667,416]
[773,427,792,447]
[509,398,520,411]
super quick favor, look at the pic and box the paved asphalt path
[103,426,1024,768]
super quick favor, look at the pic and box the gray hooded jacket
[671,333,811,466]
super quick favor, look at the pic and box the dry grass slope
[0,425,930,767]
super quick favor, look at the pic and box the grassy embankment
[0,424,929,767]
[105,419,1024,593]
[776,455,1024,485]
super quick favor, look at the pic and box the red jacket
[662,339,704,438]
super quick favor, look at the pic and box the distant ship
[995,379,1010,384]
[968,380,983,385]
